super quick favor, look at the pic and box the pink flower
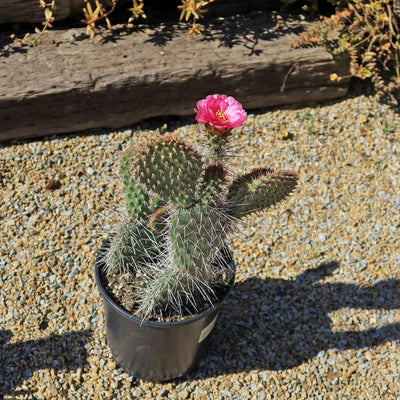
[194,94,247,135]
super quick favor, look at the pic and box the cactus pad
[227,168,298,219]
[124,135,204,208]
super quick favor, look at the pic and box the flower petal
[194,94,246,132]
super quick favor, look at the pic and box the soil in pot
[97,237,235,322]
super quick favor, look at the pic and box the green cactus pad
[199,161,227,205]
[134,204,232,317]
[124,180,151,220]
[125,135,204,208]
[105,220,164,274]
[168,204,230,277]
[227,168,298,219]
[121,150,151,220]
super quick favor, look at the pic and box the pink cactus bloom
[194,94,247,135]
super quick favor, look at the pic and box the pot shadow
[0,329,92,399]
[186,261,400,379]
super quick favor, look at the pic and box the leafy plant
[81,0,146,38]
[14,0,55,46]
[127,0,146,23]
[102,95,298,320]
[82,0,117,39]
[178,0,216,36]
[293,0,400,103]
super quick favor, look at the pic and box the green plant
[304,112,316,135]
[15,0,55,46]
[293,0,400,103]
[103,95,298,320]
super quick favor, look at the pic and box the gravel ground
[1,92,400,399]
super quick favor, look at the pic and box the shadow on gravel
[0,329,92,399]
[187,261,400,379]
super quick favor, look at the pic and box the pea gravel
[1,92,400,400]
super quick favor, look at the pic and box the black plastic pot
[94,237,236,381]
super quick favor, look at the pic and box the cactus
[104,95,298,320]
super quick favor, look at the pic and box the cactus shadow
[0,329,92,399]
[187,261,400,379]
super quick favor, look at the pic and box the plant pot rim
[95,237,236,328]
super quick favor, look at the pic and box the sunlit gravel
[1,93,399,399]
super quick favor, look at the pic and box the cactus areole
[96,94,298,379]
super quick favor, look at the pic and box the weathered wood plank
[0,13,350,142]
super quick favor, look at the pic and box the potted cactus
[95,94,298,381]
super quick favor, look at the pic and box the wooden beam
[0,13,350,142]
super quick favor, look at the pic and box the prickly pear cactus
[105,94,298,320]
